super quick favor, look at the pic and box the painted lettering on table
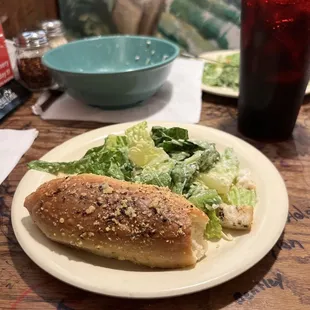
[233,273,284,305]
[270,239,304,258]
[287,205,310,223]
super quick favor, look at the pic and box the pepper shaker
[40,20,68,49]
[14,30,53,91]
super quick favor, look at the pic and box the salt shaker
[14,30,53,91]
[40,20,68,49]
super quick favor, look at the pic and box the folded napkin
[0,129,38,184]
[34,58,204,124]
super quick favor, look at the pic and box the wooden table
[1,94,310,310]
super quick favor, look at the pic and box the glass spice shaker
[40,20,68,49]
[14,30,53,91]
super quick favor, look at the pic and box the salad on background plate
[201,50,310,98]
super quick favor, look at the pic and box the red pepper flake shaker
[14,30,53,91]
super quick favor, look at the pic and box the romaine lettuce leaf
[171,152,202,194]
[193,147,220,172]
[151,126,219,159]
[191,140,216,150]
[125,122,169,167]
[205,209,222,240]
[83,134,128,159]
[223,185,257,207]
[152,126,200,154]
[151,126,189,145]
[160,140,199,154]
[185,182,223,240]
[170,151,190,161]
[103,135,128,149]
[28,157,91,175]
[186,182,222,211]
[29,132,134,180]
[125,121,154,147]
[151,126,220,175]
[197,148,239,194]
[135,159,175,188]
[100,148,134,181]
[171,149,221,195]
[83,145,105,158]
[171,161,197,194]
[128,143,169,167]
[28,147,134,181]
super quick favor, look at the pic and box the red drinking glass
[238,0,310,140]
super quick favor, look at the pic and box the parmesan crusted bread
[24,174,209,269]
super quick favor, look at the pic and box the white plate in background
[200,49,310,98]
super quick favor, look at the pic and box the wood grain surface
[1,93,310,310]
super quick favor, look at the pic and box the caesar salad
[28,121,257,241]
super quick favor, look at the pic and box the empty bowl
[42,35,179,109]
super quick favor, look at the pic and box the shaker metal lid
[40,20,64,37]
[14,30,48,48]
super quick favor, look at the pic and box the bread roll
[24,174,209,269]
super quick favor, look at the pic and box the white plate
[11,122,288,299]
[200,49,310,98]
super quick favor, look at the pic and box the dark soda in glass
[238,0,310,140]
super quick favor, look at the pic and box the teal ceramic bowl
[42,35,179,109]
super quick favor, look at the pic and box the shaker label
[0,89,17,109]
